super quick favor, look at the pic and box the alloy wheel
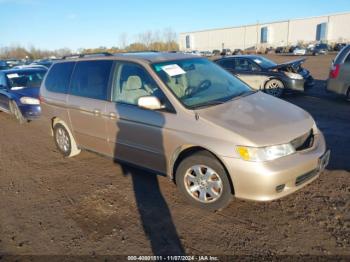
[184,165,223,203]
[265,79,284,97]
[55,127,70,153]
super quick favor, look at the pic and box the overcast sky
[0,0,349,51]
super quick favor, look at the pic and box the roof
[61,52,199,64]
[115,52,198,63]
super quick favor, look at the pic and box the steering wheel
[184,80,212,97]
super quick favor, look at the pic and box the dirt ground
[0,54,349,260]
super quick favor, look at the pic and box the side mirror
[138,96,164,110]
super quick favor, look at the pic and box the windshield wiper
[189,90,257,110]
[189,99,226,109]
[224,90,257,102]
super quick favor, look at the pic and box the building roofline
[179,11,350,35]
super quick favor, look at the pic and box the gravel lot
[0,54,349,259]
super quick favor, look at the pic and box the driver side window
[218,59,236,70]
[112,62,165,105]
[236,59,260,71]
[0,73,7,87]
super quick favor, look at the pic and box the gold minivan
[40,52,330,210]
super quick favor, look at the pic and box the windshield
[152,58,252,108]
[251,56,277,68]
[6,70,46,88]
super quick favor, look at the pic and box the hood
[267,58,306,70]
[197,92,314,147]
[11,86,40,98]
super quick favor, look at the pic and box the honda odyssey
[40,52,329,210]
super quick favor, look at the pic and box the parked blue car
[0,67,47,123]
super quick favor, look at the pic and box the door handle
[109,112,117,119]
[93,109,101,116]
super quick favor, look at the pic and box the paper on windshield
[253,59,262,64]
[161,64,186,77]
[7,73,19,78]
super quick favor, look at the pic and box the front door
[233,58,266,90]
[105,62,170,173]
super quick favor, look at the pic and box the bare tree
[138,30,154,49]
[118,32,128,49]
[55,48,72,58]
[163,27,177,42]
[163,27,178,51]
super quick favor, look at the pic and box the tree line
[0,28,179,60]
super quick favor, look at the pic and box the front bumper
[222,132,327,201]
[19,104,41,120]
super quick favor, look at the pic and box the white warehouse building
[179,12,350,51]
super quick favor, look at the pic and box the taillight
[330,64,340,79]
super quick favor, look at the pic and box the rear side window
[45,62,75,94]
[69,60,113,100]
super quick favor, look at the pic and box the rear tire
[175,151,233,211]
[53,124,72,157]
[9,100,25,124]
[346,87,350,101]
[264,79,284,97]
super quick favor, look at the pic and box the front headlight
[20,97,40,105]
[236,143,295,162]
[284,72,303,80]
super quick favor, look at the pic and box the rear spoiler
[268,58,307,70]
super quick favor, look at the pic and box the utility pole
[256,20,259,53]
[327,15,330,43]
[287,20,290,46]
[244,26,246,50]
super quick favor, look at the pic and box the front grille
[291,130,314,151]
[295,169,318,186]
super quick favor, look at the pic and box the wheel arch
[171,145,235,195]
[263,76,286,89]
[52,117,81,157]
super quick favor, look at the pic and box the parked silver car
[327,45,350,100]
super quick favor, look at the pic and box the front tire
[53,124,72,157]
[175,151,233,211]
[264,79,284,97]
